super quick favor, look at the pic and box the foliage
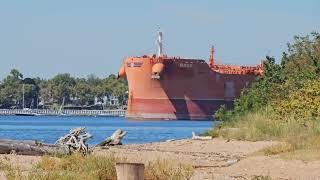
[271,79,320,122]
[211,32,320,158]
[0,70,128,109]
[49,73,76,104]
[0,69,24,108]
[215,32,320,122]
[74,78,94,106]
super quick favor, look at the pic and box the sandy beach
[96,139,320,179]
[1,138,320,179]
[0,139,320,180]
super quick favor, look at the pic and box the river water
[0,116,213,145]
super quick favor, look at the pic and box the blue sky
[0,0,319,78]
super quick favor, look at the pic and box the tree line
[0,69,128,109]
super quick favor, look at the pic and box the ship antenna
[209,45,215,66]
[157,29,163,57]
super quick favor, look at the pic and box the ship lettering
[127,62,143,67]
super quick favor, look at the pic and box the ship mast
[209,45,215,66]
[157,30,163,57]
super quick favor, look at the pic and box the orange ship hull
[119,51,262,120]
[127,98,234,120]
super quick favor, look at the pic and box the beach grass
[145,159,193,180]
[1,153,194,180]
[206,112,320,159]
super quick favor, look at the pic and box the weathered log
[0,139,70,156]
[96,129,127,147]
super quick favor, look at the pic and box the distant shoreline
[0,108,126,117]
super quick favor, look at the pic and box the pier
[0,109,126,117]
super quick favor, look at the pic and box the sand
[95,139,320,179]
[1,138,320,179]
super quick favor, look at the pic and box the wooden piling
[116,163,144,180]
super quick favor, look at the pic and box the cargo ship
[118,31,263,120]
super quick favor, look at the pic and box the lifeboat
[118,66,126,78]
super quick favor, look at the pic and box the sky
[0,0,319,79]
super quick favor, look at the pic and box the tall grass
[145,159,193,180]
[207,111,320,159]
[1,153,194,180]
[21,153,118,180]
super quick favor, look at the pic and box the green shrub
[215,32,320,122]
[210,32,320,158]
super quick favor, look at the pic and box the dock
[0,109,126,117]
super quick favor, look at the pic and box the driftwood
[0,139,70,156]
[96,129,127,147]
[55,127,92,155]
[0,128,127,156]
[191,132,213,140]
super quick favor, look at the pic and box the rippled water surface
[0,116,213,145]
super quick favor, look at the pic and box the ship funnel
[157,30,163,57]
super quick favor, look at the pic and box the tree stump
[116,163,144,180]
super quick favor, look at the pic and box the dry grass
[251,175,272,180]
[1,153,194,180]
[207,112,320,159]
[0,161,24,180]
[208,112,283,141]
[280,149,320,161]
[145,159,193,180]
[262,142,293,156]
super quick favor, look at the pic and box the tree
[39,80,51,107]
[49,74,76,104]
[0,69,23,108]
[0,69,128,109]
[74,78,94,106]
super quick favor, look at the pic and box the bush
[215,32,320,122]
[271,79,320,122]
[210,33,320,158]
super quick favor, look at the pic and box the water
[0,116,213,145]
